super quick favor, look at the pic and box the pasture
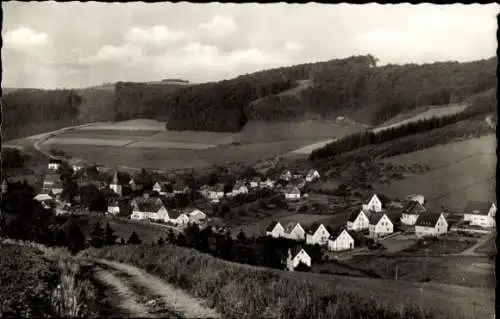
[375,135,496,211]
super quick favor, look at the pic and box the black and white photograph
[1,2,498,318]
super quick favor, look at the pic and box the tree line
[309,89,496,161]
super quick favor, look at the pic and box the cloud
[124,25,186,46]
[85,44,144,65]
[4,28,48,49]
[284,41,304,52]
[198,15,238,38]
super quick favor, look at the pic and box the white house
[168,210,190,226]
[463,201,496,228]
[228,182,249,197]
[107,199,120,215]
[201,184,225,202]
[153,182,171,196]
[305,169,320,183]
[259,178,275,189]
[265,221,285,238]
[363,194,383,212]
[109,171,122,196]
[131,202,169,222]
[34,193,53,202]
[368,213,394,239]
[280,170,292,181]
[249,177,262,188]
[347,209,370,231]
[400,200,427,226]
[286,246,312,271]
[414,213,448,238]
[284,222,306,241]
[188,209,207,224]
[305,224,331,246]
[48,159,62,171]
[327,229,355,251]
[284,186,301,200]
[406,194,425,205]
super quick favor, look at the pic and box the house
[346,209,370,231]
[286,246,312,271]
[415,212,448,238]
[51,181,64,195]
[327,229,355,251]
[108,171,123,196]
[228,182,249,197]
[283,222,306,241]
[153,181,171,196]
[368,212,394,239]
[128,178,143,191]
[305,223,331,246]
[280,170,292,181]
[69,158,85,172]
[188,209,207,224]
[400,200,427,226]
[463,201,496,228]
[363,194,383,212]
[283,186,301,200]
[259,178,275,189]
[305,169,320,183]
[167,210,190,226]
[173,181,190,194]
[265,221,285,238]
[107,199,120,215]
[43,173,60,188]
[249,177,262,188]
[406,194,425,205]
[48,159,62,171]
[204,184,225,202]
[34,193,54,209]
[1,178,8,194]
[131,201,169,222]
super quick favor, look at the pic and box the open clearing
[375,135,496,211]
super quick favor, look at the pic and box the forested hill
[113,55,496,132]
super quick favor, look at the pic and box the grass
[400,237,477,255]
[475,236,496,254]
[79,244,493,319]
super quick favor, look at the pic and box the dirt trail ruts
[95,259,221,319]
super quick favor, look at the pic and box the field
[373,103,469,133]
[80,244,494,319]
[375,134,496,211]
[475,236,496,254]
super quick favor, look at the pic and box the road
[458,233,495,257]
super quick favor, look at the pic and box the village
[3,157,496,272]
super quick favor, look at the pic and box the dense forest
[309,88,496,161]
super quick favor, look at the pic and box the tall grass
[80,245,441,319]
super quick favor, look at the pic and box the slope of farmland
[375,134,496,211]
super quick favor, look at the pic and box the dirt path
[94,259,220,319]
[458,233,495,257]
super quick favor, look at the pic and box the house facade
[305,169,320,182]
[363,194,383,212]
[368,213,393,239]
[400,200,427,226]
[284,186,301,200]
[280,170,292,181]
[347,210,370,231]
[48,159,62,171]
[327,229,355,251]
[266,221,285,238]
[463,201,496,228]
[305,224,330,246]
[131,202,169,222]
[168,211,190,226]
[415,213,448,238]
[286,246,312,271]
[284,222,306,241]
[188,209,207,224]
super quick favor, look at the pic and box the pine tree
[89,222,105,248]
[104,222,117,246]
[237,229,247,244]
[67,222,85,254]
[157,237,165,246]
[127,231,142,245]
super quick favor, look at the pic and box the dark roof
[168,209,182,219]
[285,222,301,233]
[49,159,62,164]
[266,221,280,232]
[136,201,163,213]
[329,228,351,241]
[402,201,426,215]
[289,245,306,257]
[463,201,494,215]
[347,209,370,222]
[415,213,443,227]
[368,212,387,225]
[364,193,389,205]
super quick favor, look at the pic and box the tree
[89,222,105,248]
[167,229,176,244]
[236,229,247,244]
[127,231,142,245]
[66,221,86,254]
[157,237,165,246]
[104,222,117,246]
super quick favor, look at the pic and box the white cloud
[4,28,48,49]
[284,41,304,52]
[124,25,185,46]
[198,15,238,38]
[86,44,144,64]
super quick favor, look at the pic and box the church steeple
[112,171,119,185]
[1,178,8,194]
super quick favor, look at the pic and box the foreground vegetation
[80,244,440,319]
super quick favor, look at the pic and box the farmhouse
[284,222,306,241]
[305,169,320,182]
[327,229,355,251]
[131,202,169,222]
[249,177,262,188]
[280,170,292,181]
[266,221,285,238]
[283,186,301,200]
[107,199,120,215]
[109,171,122,196]
[48,159,62,171]
[259,178,276,189]
[368,212,394,239]
[400,200,427,226]
[286,246,312,271]
[188,209,207,224]
[346,209,370,231]
[228,182,249,197]
[201,184,225,202]
[305,223,331,246]
[414,212,448,238]
[363,194,383,212]
[168,210,190,226]
[407,194,425,205]
[463,201,496,228]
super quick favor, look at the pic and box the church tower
[109,171,122,196]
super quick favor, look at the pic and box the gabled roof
[306,169,319,176]
[463,201,495,215]
[168,209,182,219]
[285,222,302,233]
[347,209,370,222]
[329,228,351,241]
[305,223,330,235]
[368,212,388,225]
[266,221,281,232]
[415,212,443,227]
[401,200,426,215]
[49,159,62,164]
[284,186,300,194]
[289,245,308,258]
[34,194,53,201]
[136,201,163,213]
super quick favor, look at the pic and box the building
[131,201,169,222]
[463,201,496,228]
[346,209,370,231]
[286,246,312,271]
[201,184,225,203]
[327,229,355,251]
[400,200,427,226]
[305,223,331,246]
[283,222,306,241]
[48,159,62,171]
[188,209,207,224]
[228,182,249,197]
[107,199,120,215]
[406,194,425,205]
[153,181,171,196]
[280,170,292,181]
[51,181,64,195]
[168,210,190,226]
[414,212,448,238]
[1,178,8,194]
[69,158,85,172]
[259,178,275,189]
[363,194,383,212]
[249,177,262,188]
[283,186,301,200]
[43,173,61,188]
[109,171,122,196]
[265,221,285,238]
[368,212,393,239]
[305,169,320,182]
[173,181,190,194]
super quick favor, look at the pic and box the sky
[2,2,499,89]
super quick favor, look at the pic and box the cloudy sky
[3,2,499,89]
